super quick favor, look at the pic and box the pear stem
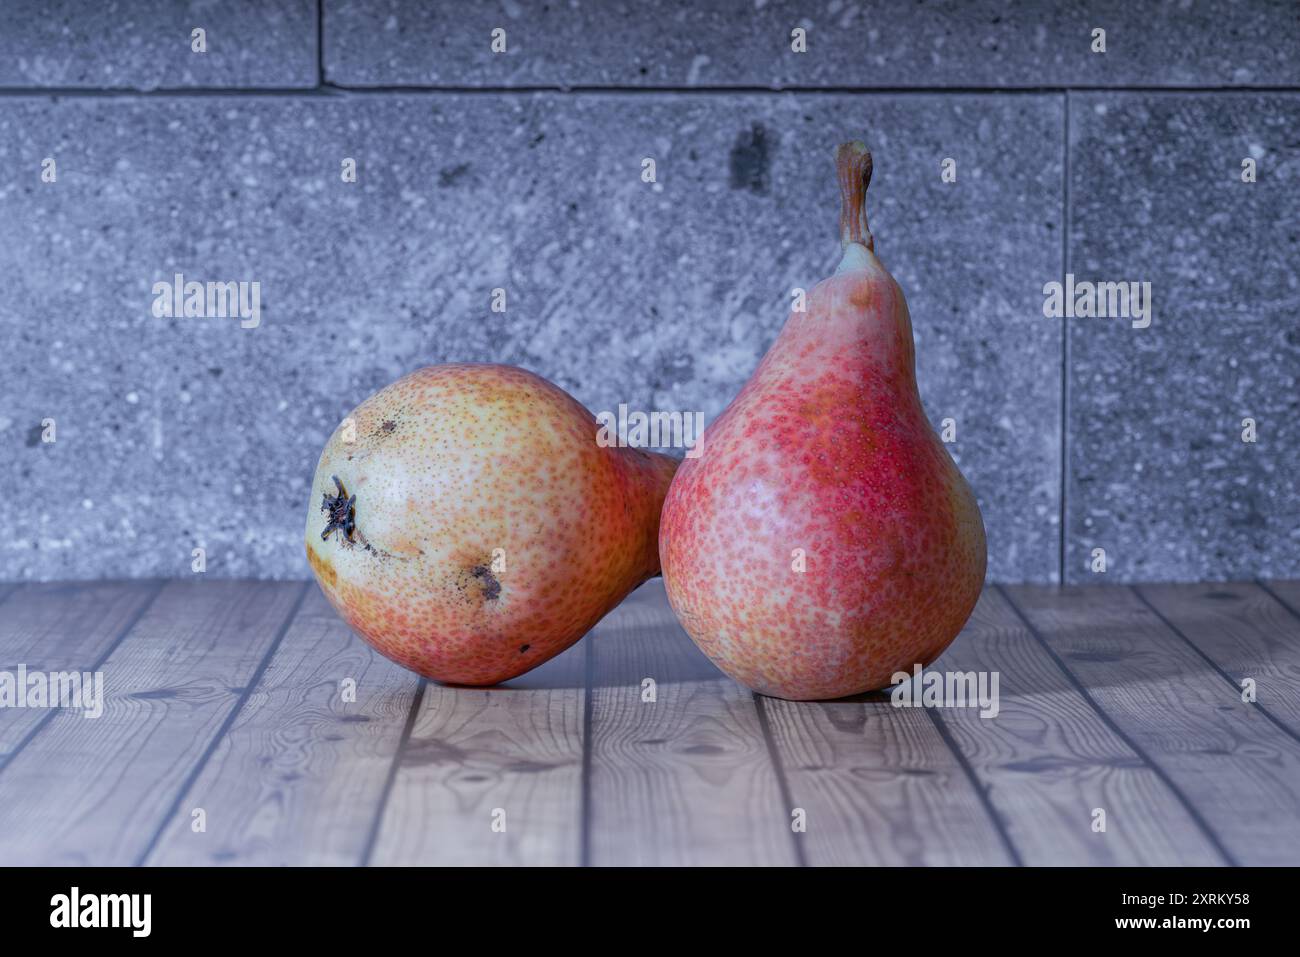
[836,141,874,252]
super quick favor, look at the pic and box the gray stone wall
[1,2,1296,584]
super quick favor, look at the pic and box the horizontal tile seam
[1,84,1300,98]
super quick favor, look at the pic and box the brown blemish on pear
[305,544,337,589]
[470,565,501,601]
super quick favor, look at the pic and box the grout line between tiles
[0,84,1298,99]
[1059,90,1071,585]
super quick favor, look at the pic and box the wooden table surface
[1,578,1298,866]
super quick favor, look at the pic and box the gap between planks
[133,581,310,865]
[0,580,167,775]
[0,581,302,865]
[141,584,422,866]
[1001,581,1300,866]
[4,579,1300,866]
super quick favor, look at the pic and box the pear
[659,142,986,701]
[305,364,677,686]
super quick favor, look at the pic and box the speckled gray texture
[324,0,1300,89]
[0,94,1060,582]
[0,0,317,89]
[1066,93,1300,584]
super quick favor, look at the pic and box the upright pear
[659,142,987,701]
[306,363,677,686]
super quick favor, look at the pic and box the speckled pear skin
[659,142,986,701]
[305,363,678,686]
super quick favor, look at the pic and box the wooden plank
[0,580,305,866]
[764,703,1013,865]
[932,588,1223,864]
[144,586,421,866]
[0,580,162,759]
[761,597,1015,865]
[369,625,587,866]
[1137,581,1300,737]
[586,580,795,866]
[1004,583,1300,866]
